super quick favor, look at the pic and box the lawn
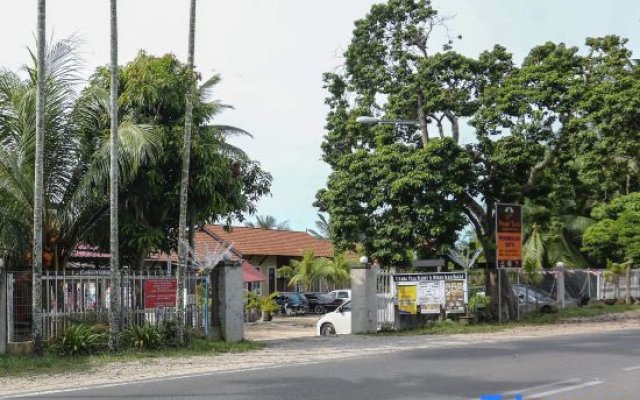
[383,303,640,336]
[0,339,262,377]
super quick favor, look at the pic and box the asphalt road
[6,329,640,400]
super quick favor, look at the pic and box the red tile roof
[198,225,333,258]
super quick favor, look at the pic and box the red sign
[496,203,522,268]
[144,279,177,308]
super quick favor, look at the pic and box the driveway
[244,315,320,341]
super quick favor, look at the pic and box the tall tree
[177,0,197,345]
[317,1,639,321]
[0,39,160,271]
[32,0,46,355]
[75,52,272,268]
[108,0,121,352]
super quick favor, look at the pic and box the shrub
[121,324,164,350]
[55,323,107,356]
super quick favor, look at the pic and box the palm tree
[108,0,121,352]
[177,0,197,345]
[307,213,329,239]
[0,38,159,296]
[521,203,593,280]
[245,215,290,230]
[278,251,350,292]
[32,0,46,355]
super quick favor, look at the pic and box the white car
[316,301,352,335]
[328,289,351,302]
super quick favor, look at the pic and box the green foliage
[120,324,164,350]
[469,293,491,312]
[259,292,280,314]
[76,52,272,267]
[244,290,261,311]
[54,324,107,356]
[0,39,159,269]
[583,193,640,265]
[279,251,351,291]
[319,0,640,283]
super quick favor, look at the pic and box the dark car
[304,292,343,314]
[274,292,309,315]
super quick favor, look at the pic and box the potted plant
[260,292,280,322]
[244,291,261,322]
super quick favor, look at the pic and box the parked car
[304,292,343,314]
[274,292,309,315]
[512,284,558,313]
[316,300,352,336]
[327,289,351,303]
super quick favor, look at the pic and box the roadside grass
[382,303,640,336]
[0,339,262,377]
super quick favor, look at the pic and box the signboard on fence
[397,284,418,315]
[144,279,177,308]
[496,203,523,268]
[393,273,468,314]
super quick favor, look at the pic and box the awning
[243,261,266,283]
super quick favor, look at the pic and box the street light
[356,115,419,127]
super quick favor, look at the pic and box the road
[5,329,640,400]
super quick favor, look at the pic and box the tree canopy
[0,47,272,269]
[78,52,272,267]
[316,0,640,319]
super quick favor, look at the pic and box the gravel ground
[2,313,639,397]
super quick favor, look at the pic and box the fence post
[556,262,566,309]
[6,273,13,343]
[0,267,6,353]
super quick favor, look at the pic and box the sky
[1,0,639,232]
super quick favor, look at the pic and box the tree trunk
[177,0,197,345]
[108,0,122,352]
[32,0,46,356]
[417,93,429,146]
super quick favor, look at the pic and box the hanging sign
[496,203,523,268]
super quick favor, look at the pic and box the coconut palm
[307,213,329,239]
[0,38,159,293]
[521,203,593,280]
[278,251,350,292]
[32,0,46,355]
[177,0,197,345]
[244,215,290,230]
[108,0,121,352]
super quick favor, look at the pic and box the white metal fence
[6,270,207,342]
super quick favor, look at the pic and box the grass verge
[0,339,262,378]
[382,303,640,336]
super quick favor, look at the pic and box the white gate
[377,268,395,329]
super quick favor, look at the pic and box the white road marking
[622,364,640,371]
[503,378,582,395]
[527,380,604,399]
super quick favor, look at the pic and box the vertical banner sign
[496,203,523,268]
[144,279,178,308]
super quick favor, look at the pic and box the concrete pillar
[556,262,566,309]
[350,259,378,334]
[0,266,6,354]
[210,260,244,342]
